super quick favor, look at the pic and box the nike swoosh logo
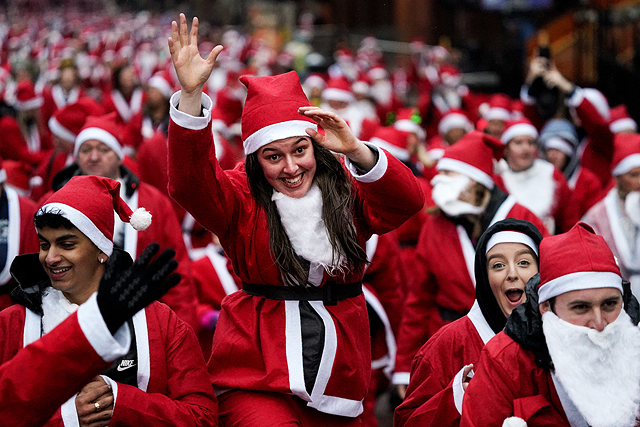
[116,364,136,372]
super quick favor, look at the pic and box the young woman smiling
[166,13,424,426]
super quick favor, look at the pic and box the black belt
[242,281,362,306]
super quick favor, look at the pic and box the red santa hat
[369,126,411,162]
[500,118,539,145]
[367,65,388,81]
[538,222,622,303]
[302,73,327,91]
[240,71,317,155]
[37,175,151,256]
[393,107,425,140]
[48,98,105,144]
[437,109,474,136]
[147,70,175,99]
[480,93,512,122]
[437,130,504,189]
[611,133,640,176]
[321,76,356,104]
[13,79,43,111]
[438,63,461,86]
[74,113,124,160]
[609,104,637,134]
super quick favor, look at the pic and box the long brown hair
[246,140,368,286]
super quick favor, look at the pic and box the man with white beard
[461,222,640,427]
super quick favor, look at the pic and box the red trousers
[218,389,363,427]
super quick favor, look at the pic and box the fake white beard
[272,183,345,274]
[502,159,556,223]
[543,310,640,427]
[625,191,640,227]
[41,287,79,335]
[431,174,484,217]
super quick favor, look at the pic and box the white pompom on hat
[503,417,527,427]
[36,175,151,256]
[240,71,318,155]
[538,222,622,303]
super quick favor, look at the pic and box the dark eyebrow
[37,233,79,243]
[261,138,308,153]
[516,249,535,257]
[568,300,592,307]
[486,254,505,263]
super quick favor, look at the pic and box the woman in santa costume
[0,175,218,426]
[167,14,424,425]
[394,218,542,427]
[0,209,182,427]
[393,131,547,398]
[461,223,640,427]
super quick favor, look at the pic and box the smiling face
[257,136,317,198]
[486,242,539,317]
[37,225,105,305]
[505,135,537,172]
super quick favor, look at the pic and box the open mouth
[281,173,303,187]
[505,289,524,304]
[50,266,71,276]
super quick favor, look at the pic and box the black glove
[97,243,181,334]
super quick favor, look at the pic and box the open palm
[168,14,223,94]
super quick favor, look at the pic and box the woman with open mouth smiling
[395,218,542,427]
[166,14,424,427]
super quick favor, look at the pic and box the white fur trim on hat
[321,87,355,104]
[148,75,173,99]
[501,123,538,144]
[538,271,622,303]
[486,231,538,255]
[437,157,494,190]
[544,137,574,157]
[129,207,152,231]
[40,202,114,256]
[14,96,43,111]
[351,81,369,95]
[74,128,124,160]
[613,153,640,176]
[243,120,318,155]
[48,116,76,143]
[610,118,638,134]
[503,417,527,427]
[438,113,473,136]
[370,136,410,162]
[394,119,426,139]
[484,107,511,122]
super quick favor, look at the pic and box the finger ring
[94,402,101,412]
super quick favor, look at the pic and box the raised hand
[299,106,376,171]
[168,14,223,115]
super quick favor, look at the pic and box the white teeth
[283,175,303,185]
[51,267,71,274]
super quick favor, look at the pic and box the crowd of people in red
[0,8,640,427]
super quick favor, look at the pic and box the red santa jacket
[0,115,49,167]
[167,92,424,417]
[567,165,605,220]
[0,293,218,426]
[0,187,40,310]
[0,298,130,427]
[460,331,571,427]
[102,88,145,124]
[394,303,495,427]
[394,196,547,380]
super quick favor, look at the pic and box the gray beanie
[539,119,579,156]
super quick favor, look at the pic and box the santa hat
[609,104,637,134]
[500,118,538,144]
[13,79,43,111]
[581,88,610,121]
[611,133,640,176]
[351,78,370,96]
[437,130,504,189]
[438,64,461,87]
[147,70,175,99]
[538,222,622,303]
[302,73,326,93]
[36,175,151,257]
[438,109,473,136]
[321,76,356,104]
[393,107,425,140]
[240,71,317,155]
[48,98,105,143]
[480,93,512,122]
[367,65,387,81]
[74,113,124,160]
[369,126,411,162]
[539,119,579,156]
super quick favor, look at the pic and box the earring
[99,257,106,264]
